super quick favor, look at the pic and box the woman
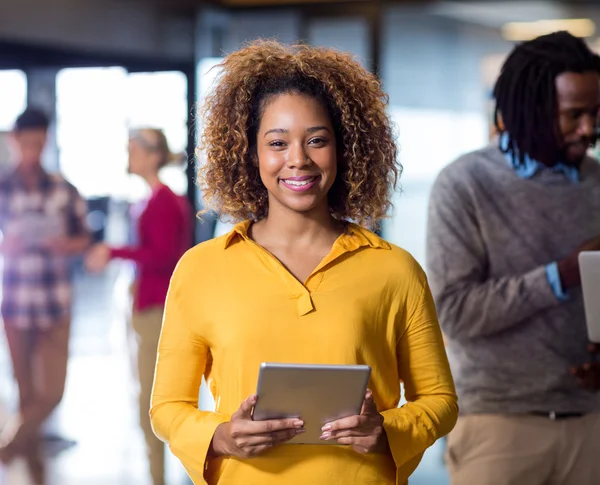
[85,128,192,485]
[151,41,457,485]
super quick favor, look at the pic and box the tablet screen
[253,363,371,445]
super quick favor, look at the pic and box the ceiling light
[502,19,595,41]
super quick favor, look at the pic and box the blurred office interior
[1,0,600,483]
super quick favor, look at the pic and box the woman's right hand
[84,243,110,273]
[210,395,305,458]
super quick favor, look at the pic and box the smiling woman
[198,40,399,227]
[150,40,458,485]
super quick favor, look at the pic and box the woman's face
[128,139,146,176]
[128,133,161,177]
[256,93,337,218]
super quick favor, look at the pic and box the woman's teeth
[283,177,316,186]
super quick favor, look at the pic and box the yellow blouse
[150,221,457,485]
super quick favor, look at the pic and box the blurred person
[150,40,458,485]
[0,108,91,484]
[427,31,600,485]
[85,128,192,485]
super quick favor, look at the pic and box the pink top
[110,184,192,311]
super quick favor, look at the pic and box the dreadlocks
[493,30,600,166]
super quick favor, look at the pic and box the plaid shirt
[0,169,88,329]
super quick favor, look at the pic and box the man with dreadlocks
[427,31,600,484]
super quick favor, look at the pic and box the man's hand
[40,236,70,254]
[319,390,389,454]
[570,343,600,391]
[558,236,600,289]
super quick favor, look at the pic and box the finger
[320,427,372,441]
[574,370,600,390]
[352,444,370,454]
[249,418,304,435]
[234,395,257,420]
[570,365,586,377]
[335,436,372,453]
[322,414,367,433]
[578,365,600,388]
[360,390,372,414]
[322,417,382,440]
[241,427,306,446]
[244,434,298,458]
[361,390,379,415]
[573,366,591,378]
[578,377,598,390]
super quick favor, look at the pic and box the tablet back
[579,251,600,343]
[253,363,371,445]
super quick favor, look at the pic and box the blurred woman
[85,128,192,485]
[150,41,458,485]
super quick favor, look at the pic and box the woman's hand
[210,395,306,459]
[319,389,389,454]
[85,243,110,273]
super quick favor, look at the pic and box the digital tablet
[253,363,371,445]
[578,251,600,343]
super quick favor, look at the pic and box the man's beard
[559,137,595,166]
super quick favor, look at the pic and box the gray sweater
[427,144,600,414]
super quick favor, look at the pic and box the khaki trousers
[131,307,165,485]
[447,413,600,485]
[0,319,70,477]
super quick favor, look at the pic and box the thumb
[361,389,378,415]
[235,394,257,420]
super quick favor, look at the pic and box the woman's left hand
[319,389,389,454]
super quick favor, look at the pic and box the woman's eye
[269,141,285,147]
[309,137,327,145]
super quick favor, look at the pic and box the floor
[0,262,449,485]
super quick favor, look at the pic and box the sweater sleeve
[426,165,560,341]
[150,255,230,484]
[110,189,185,272]
[381,274,458,478]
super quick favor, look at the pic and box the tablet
[578,251,600,343]
[253,363,371,445]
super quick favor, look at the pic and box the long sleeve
[381,278,458,481]
[110,189,185,272]
[426,168,559,341]
[0,181,9,237]
[66,184,90,237]
[150,257,230,484]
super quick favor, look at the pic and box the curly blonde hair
[198,40,400,226]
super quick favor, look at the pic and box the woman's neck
[143,173,162,190]
[254,203,343,248]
